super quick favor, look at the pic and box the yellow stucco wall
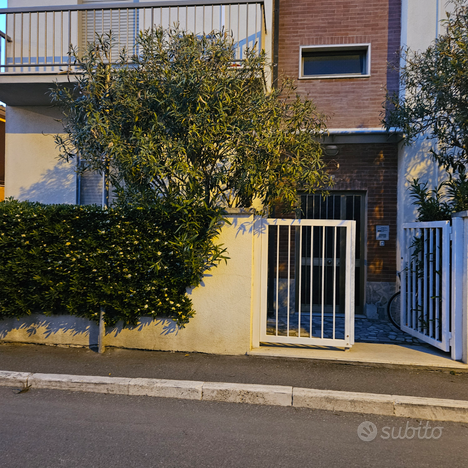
[0,214,259,355]
[5,106,76,204]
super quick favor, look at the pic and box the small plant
[409,170,468,222]
[409,179,451,221]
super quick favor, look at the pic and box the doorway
[299,192,366,315]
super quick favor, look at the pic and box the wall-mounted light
[323,145,340,157]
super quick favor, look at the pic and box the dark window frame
[299,44,371,80]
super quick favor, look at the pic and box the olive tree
[52,27,330,212]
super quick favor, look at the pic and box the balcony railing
[0,0,266,74]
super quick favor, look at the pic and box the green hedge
[0,199,226,327]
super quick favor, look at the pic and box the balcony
[0,0,268,106]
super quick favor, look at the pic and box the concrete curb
[1,370,467,423]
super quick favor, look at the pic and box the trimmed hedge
[0,199,226,327]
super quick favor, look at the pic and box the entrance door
[299,192,365,315]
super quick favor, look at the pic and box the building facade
[275,0,401,317]
[0,0,448,321]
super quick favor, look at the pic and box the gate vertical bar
[332,226,337,339]
[412,228,417,329]
[441,223,451,348]
[298,225,302,336]
[309,225,314,338]
[287,225,291,337]
[435,227,441,339]
[423,228,428,335]
[275,225,279,336]
[321,225,325,338]
[401,227,407,328]
[428,229,438,338]
[417,229,423,333]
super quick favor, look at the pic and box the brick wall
[325,142,398,282]
[270,140,398,284]
[277,0,401,128]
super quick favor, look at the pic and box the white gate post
[251,215,264,349]
[451,216,463,361]
[452,212,468,363]
[346,220,356,347]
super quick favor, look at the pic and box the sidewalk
[1,342,468,422]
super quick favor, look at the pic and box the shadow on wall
[106,317,180,338]
[0,314,182,348]
[18,161,75,204]
[0,315,100,346]
[400,138,448,223]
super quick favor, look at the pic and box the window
[299,44,370,79]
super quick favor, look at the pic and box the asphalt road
[1,387,468,468]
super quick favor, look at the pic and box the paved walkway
[268,315,424,345]
[354,317,423,345]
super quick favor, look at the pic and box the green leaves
[0,199,227,327]
[409,169,468,221]
[51,27,330,213]
[409,179,452,221]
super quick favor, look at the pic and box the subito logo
[357,421,378,442]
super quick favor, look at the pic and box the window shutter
[81,0,138,61]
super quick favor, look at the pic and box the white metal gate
[401,222,451,351]
[259,218,355,348]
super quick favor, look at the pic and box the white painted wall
[0,214,258,355]
[397,0,453,269]
[5,106,76,204]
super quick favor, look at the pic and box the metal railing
[0,1,265,74]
